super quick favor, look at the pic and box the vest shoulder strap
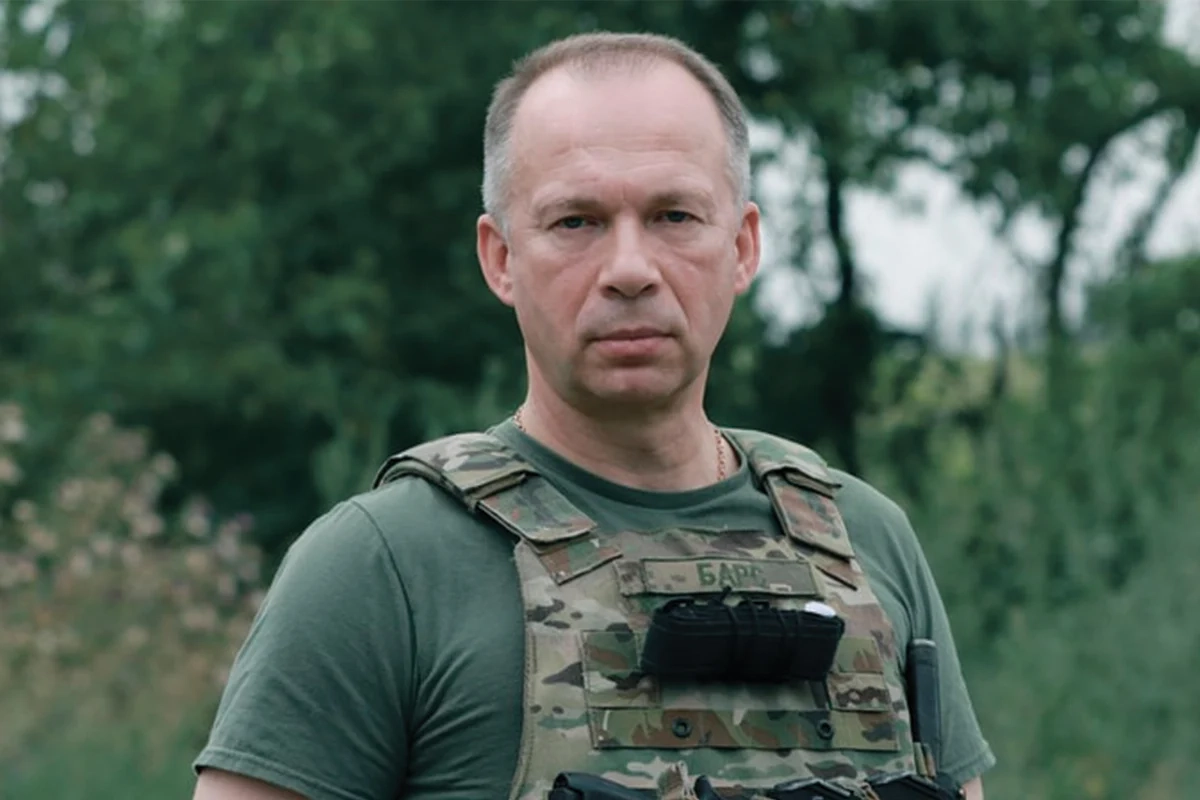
[372,431,596,546]
[723,427,841,493]
[724,428,857,566]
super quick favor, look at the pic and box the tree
[4,0,1197,553]
[1,0,588,552]
[869,0,1200,391]
[0,0,773,553]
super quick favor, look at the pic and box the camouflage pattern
[374,428,919,799]
[656,762,699,799]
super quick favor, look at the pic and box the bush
[860,309,1200,798]
[0,402,264,793]
[966,490,1200,798]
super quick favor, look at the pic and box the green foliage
[5,0,1198,554]
[967,499,1200,798]
[920,408,1200,797]
[0,403,262,789]
[3,712,209,800]
[2,0,1199,797]
[2,0,563,550]
[859,257,1200,796]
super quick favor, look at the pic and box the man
[193,32,994,800]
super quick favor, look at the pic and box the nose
[600,216,659,299]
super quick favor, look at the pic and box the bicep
[193,502,415,800]
[194,769,308,800]
[961,775,984,800]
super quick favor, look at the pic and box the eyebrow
[534,196,606,220]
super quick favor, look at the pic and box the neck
[512,396,732,492]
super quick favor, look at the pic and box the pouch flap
[582,630,658,708]
[833,635,885,674]
[826,671,893,713]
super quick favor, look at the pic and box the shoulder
[825,468,934,642]
[349,459,522,599]
[359,430,513,530]
[727,426,922,565]
[825,467,931,585]
[279,474,470,568]
[727,426,915,543]
[349,470,513,568]
[358,429,531,552]
[827,468,916,547]
[353,469,475,534]
[265,467,498,616]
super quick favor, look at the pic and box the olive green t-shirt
[193,422,995,799]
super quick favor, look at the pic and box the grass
[2,708,212,800]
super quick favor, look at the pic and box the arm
[194,769,307,800]
[829,473,996,793]
[189,501,415,800]
[900,526,996,790]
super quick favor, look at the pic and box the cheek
[671,256,737,322]
[515,263,583,337]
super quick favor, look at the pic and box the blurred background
[1,0,1199,797]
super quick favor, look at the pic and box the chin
[567,362,701,411]
[581,381,686,411]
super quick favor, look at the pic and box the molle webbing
[370,430,919,796]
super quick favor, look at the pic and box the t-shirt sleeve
[193,500,414,800]
[899,512,997,786]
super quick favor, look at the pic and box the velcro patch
[616,557,821,597]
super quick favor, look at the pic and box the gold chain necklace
[513,405,728,481]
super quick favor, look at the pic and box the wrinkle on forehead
[509,63,731,215]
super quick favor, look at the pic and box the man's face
[477,61,760,416]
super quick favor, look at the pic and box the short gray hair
[481,32,751,228]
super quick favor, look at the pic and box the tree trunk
[822,150,865,475]
[1043,101,1175,405]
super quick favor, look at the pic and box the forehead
[507,61,731,207]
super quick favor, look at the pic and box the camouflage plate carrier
[373,428,923,799]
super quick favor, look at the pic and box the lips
[590,328,671,361]
[596,327,668,341]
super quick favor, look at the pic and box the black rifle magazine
[639,596,845,683]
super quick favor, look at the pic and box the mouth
[590,328,672,361]
[596,327,669,342]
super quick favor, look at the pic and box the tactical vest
[373,428,921,799]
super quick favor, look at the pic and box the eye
[554,215,591,230]
[660,209,695,224]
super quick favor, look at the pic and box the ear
[477,213,515,307]
[733,201,762,294]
